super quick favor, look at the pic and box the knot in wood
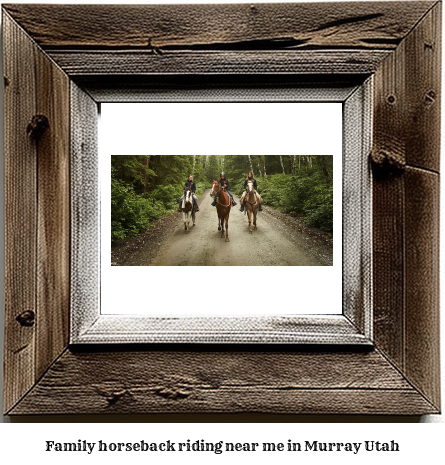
[96,385,130,405]
[105,390,128,405]
[27,114,49,140]
[370,149,405,178]
[16,310,35,327]
[424,90,436,105]
[154,386,191,400]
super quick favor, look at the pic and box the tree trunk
[289,155,295,176]
[143,156,150,193]
[279,155,286,174]
[316,156,332,184]
[263,155,267,179]
[247,155,254,176]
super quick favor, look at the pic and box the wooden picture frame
[3,2,440,415]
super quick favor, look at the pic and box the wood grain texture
[70,83,99,341]
[371,3,441,411]
[3,12,37,414]
[372,33,405,370]
[47,50,391,77]
[75,316,370,345]
[3,2,435,50]
[372,2,441,172]
[76,75,366,103]
[343,81,373,337]
[3,2,441,416]
[404,2,441,172]
[35,45,71,380]
[8,349,437,415]
[372,174,405,370]
[404,168,440,409]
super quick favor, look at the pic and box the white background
[100,103,343,316]
[0,0,444,457]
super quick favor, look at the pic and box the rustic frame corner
[3,2,441,415]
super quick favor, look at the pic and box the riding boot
[194,200,200,211]
[239,202,244,212]
[211,196,218,207]
[232,199,237,206]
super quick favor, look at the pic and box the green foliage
[195,181,210,196]
[255,171,333,232]
[111,155,334,241]
[256,174,289,208]
[111,177,163,241]
[149,185,183,210]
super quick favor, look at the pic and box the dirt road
[122,190,331,266]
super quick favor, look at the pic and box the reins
[245,182,258,206]
[213,184,231,208]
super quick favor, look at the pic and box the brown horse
[244,180,258,234]
[210,180,231,242]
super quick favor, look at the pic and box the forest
[111,155,334,242]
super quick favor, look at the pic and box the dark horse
[181,186,196,233]
[210,180,231,242]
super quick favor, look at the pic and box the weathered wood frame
[3,2,440,415]
[72,83,373,345]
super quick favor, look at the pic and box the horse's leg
[247,207,252,234]
[225,212,230,242]
[254,206,257,230]
[217,212,221,231]
[220,214,225,238]
[183,211,187,231]
[192,208,196,226]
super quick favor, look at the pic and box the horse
[210,180,231,242]
[244,179,258,234]
[181,186,196,233]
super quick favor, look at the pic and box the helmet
[220,172,225,177]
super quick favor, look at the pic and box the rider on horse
[178,175,200,212]
[211,172,237,207]
[239,171,263,212]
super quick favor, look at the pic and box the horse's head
[247,180,254,193]
[210,180,219,197]
[184,186,192,203]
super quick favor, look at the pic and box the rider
[211,172,237,207]
[239,171,263,212]
[178,175,200,212]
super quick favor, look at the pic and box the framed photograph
[3,2,440,415]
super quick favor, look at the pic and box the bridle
[210,182,219,197]
[211,181,231,207]
[245,180,258,207]
[183,187,192,208]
